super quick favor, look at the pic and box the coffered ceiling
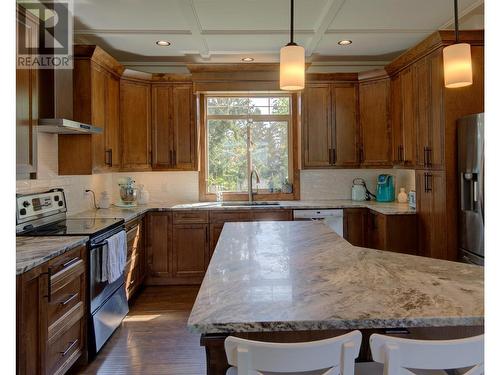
[73,0,484,72]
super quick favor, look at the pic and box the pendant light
[280,0,305,91]
[443,0,473,88]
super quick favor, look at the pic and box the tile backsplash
[300,169,415,200]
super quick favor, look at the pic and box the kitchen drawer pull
[62,257,80,269]
[60,339,78,357]
[60,293,78,306]
[384,328,410,335]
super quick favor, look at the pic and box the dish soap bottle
[397,187,408,203]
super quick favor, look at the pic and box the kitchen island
[187,221,483,374]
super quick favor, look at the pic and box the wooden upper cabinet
[359,79,392,166]
[302,84,332,168]
[151,83,196,170]
[60,46,123,175]
[16,6,38,179]
[391,67,415,167]
[414,51,444,170]
[332,83,359,166]
[105,74,120,168]
[120,79,152,170]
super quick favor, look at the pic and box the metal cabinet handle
[424,173,428,193]
[328,148,332,164]
[105,149,112,166]
[60,339,78,357]
[60,293,78,306]
[173,149,177,166]
[333,148,337,164]
[62,257,80,269]
[427,173,432,192]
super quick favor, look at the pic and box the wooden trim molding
[74,45,124,77]
[198,93,300,202]
[306,73,359,83]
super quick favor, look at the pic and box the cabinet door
[333,83,359,166]
[400,66,416,166]
[172,85,197,170]
[209,223,224,257]
[391,74,403,165]
[147,212,172,280]
[172,224,209,279]
[414,58,430,168]
[90,63,107,172]
[428,50,444,170]
[106,73,121,168]
[120,79,151,170]
[367,210,387,250]
[343,208,366,247]
[359,79,392,166]
[17,265,48,375]
[151,85,174,169]
[302,84,333,168]
[16,7,38,178]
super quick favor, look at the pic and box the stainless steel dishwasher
[293,209,344,237]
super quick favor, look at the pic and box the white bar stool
[224,330,362,375]
[355,334,484,375]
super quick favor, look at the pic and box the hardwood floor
[74,286,205,375]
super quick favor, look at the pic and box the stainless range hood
[37,69,103,134]
[37,118,103,134]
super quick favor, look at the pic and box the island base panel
[200,326,484,375]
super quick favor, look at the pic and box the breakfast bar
[187,221,484,374]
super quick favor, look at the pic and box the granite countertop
[17,236,89,275]
[187,221,483,334]
[70,200,415,222]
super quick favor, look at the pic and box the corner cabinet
[59,46,122,175]
[151,83,197,170]
[120,78,152,170]
[358,78,392,166]
[302,82,359,168]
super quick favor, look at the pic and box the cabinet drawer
[252,210,291,221]
[49,247,85,297]
[173,210,209,224]
[125,254,140,298]
[48,276,84,328]
[47,318,84,375]
[209,210,253,223]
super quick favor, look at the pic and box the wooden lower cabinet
[343,208,417,255]
[172,224,209,282]
[124,215,147,300]
[17,244,87,375]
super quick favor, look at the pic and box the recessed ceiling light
[156,40,171,46]
[337,40,352,46]
[241,57,254,62]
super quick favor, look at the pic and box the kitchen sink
[220,201,281,207]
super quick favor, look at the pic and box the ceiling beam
[306,0,347,57]
[178,0,210,59]
[74,29,192,35]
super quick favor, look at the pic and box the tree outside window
[206,95,292,195]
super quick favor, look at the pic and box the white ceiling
[73,0,484,72]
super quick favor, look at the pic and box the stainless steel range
[16,188,129,358]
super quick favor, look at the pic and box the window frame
[198,92,300,202]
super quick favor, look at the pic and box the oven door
[89,241,125,314]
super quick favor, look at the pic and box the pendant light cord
[454,0,459,43]
[288,0,296,46]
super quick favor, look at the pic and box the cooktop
[19,218,124,237]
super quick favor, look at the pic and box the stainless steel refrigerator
[457,113,484,266]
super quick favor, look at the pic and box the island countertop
[187,221,483,334]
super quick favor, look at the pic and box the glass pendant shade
[443,43,473,88]
[280,44,305,91]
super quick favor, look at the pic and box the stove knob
[20,208,26,215]
[58,201,64,207]
[54,195,59,201]
[23,201,30,207]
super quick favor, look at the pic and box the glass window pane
[207,119,248,193]
[250,121,289,192]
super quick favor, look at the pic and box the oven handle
[89,240,108,250]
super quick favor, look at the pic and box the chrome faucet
[248,169,260,203]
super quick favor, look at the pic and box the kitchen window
[200,94,299,201]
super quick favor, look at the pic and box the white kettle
[351,178,368,201]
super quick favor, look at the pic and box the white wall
[300,169,415,200]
